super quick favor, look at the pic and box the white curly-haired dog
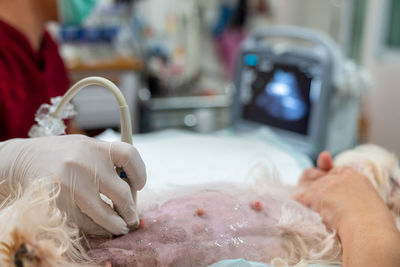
[333,144,400,228]
[0,181,94,267]
[0,144,398,267]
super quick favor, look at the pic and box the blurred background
[48,0,400,158]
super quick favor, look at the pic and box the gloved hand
[0,135,146,236]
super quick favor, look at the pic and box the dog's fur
[0,181,94,267]
[334,145,400,229]
[0,144,398,267]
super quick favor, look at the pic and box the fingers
[294,177,325,212]
[56,191,112,236]
[317,151,333,171]
[72,207,112,236]
[330,166,354,175]
[293,186,312,208]
[297,151,334,187]
[74,190,129,236]
[109,142,147,191]
[99,173,139,230]
[298,168,327,186]
[297,151,333,187]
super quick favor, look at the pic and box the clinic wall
[270,0,342,42]
[362,0,400,155]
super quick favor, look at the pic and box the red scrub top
[0,19,70,141]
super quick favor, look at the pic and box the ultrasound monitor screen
[242,62,313,135]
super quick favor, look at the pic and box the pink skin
[87,154,338,267]
[88,191,315,267]
[88,150,400,267]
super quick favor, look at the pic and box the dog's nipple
[251,201,263,211]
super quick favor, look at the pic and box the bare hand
[297,151,333,187]
[294,151,394,235]
[295,167,389,232]
[294,150,400,267]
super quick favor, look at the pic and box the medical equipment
[55,77,133,144]
[233,26,365,159]
[29,76,137,221]
[139,95,232,133]
[29,76,132,144]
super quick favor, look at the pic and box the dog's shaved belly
[88,191,304,267]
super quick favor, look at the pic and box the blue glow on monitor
[255,70,307,121]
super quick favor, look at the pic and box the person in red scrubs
[0,0,147,236]
[0,0,76,140]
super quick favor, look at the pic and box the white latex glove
[0,135,146,236]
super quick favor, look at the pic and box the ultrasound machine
[233,26,366,159]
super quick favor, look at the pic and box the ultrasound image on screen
[242,63,313,135]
